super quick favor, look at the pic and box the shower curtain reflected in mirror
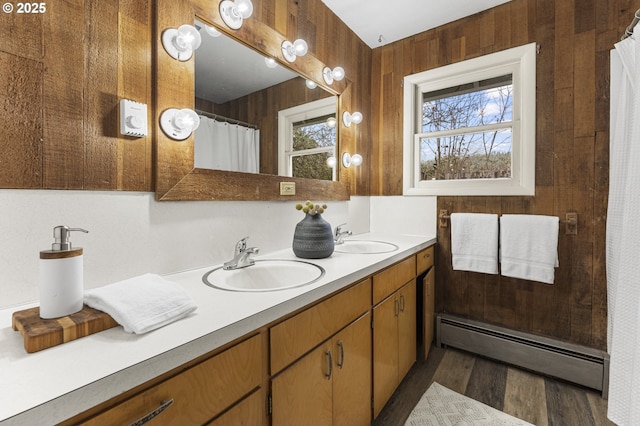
[194,116,260,173]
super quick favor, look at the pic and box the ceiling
[321,0,512,48]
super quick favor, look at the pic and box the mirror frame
[155,0,352,201]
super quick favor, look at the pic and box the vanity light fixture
[305,79,317,89]
[162,24,202,61]
[264,57,278,68]
[322,66,345,85]
[342,111,363,127]
[342,152,363,168]
[160,108,201,141]
[219,0,254,30]
[281,39,309,63]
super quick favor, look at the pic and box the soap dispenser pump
[39,226,89,319]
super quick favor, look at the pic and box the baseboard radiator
[436,314,610,398]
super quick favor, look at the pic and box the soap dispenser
[39,226,89,319]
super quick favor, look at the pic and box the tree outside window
[419,75,513,181]
[291,115,336,180]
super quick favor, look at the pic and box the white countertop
[0,233,435,425]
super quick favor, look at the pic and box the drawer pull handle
[424,253,431,259]
[400,294,406,312]
[325,349,333,379]
[337,340,345,368]
[128,399,174,426]
[395,298,400,317]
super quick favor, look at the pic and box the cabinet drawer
[373,256,416,305]
[82,334,262,426]
[416,245,435,275]
[270,278,372,375]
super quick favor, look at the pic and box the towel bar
[438,210,578,235]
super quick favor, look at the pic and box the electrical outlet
[280,182,296,195]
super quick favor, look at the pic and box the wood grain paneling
[370,0,640,350]
[0,0,153,191]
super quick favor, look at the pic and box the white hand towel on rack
[84,273,197,334]
[500,214,559,284]
[451,213,499,274]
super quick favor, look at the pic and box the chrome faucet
[223,237,259,270]
[334,223,352,245]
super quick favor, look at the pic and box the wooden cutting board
[12,305,118,353]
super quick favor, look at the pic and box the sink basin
[334,240,399,254]
[203,259,325,292]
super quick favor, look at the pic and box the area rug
[404,382,534,426]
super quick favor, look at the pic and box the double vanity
[0,233,435,425]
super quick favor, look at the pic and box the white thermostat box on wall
[119,99,148,137]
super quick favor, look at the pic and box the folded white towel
[500,215,559,284]
[84,273,197,334]
[451,213,499,274]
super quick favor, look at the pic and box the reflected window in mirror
[193,18,339,179]
[278,97,337,180]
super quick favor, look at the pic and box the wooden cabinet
[415,245,436,360]
[79,334,263,426]
[373,280,416,417]
[270,278,372,375]
[271,312,372,426]
[423,267,435,359]
[207,390,263,426]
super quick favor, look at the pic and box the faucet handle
[335,223,347,236]
[235,236,249,253]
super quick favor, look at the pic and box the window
[278,97,337,181]
[403,42,536,196]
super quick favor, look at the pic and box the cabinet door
[422,267,435,360]
[398,281,416,380]
[333,312,372,426]
[271,343,333,426]
[373,294,399,418]
[207,390,263,426]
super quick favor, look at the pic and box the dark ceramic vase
[292,213,334,259]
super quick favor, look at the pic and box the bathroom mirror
[194,19,337,178]
[155,0,350,201]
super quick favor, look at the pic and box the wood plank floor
[374,345,614,426]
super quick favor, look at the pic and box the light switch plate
[280,182,296,195]
[120,99,148,137]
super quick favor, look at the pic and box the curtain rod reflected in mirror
[193,18,339,181]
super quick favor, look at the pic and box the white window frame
[278,97,337,179]
[403,42,537,196]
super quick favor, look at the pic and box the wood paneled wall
[370,0,640,350]
[0,0,153,191]
[0,0,370,195]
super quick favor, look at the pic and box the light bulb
[282,38,308,62]
[323,66,346,85]
[175,24,201,51]
[205,25,222,37]
[343,111,363,127]
[325,117,336,128]
[265,57,278,68]
[162,24,202,61]
[235,0,253,18]
[342,152,363,168]
[306,79,317,89]
[332,66,345,81]
[327,156,337,168]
